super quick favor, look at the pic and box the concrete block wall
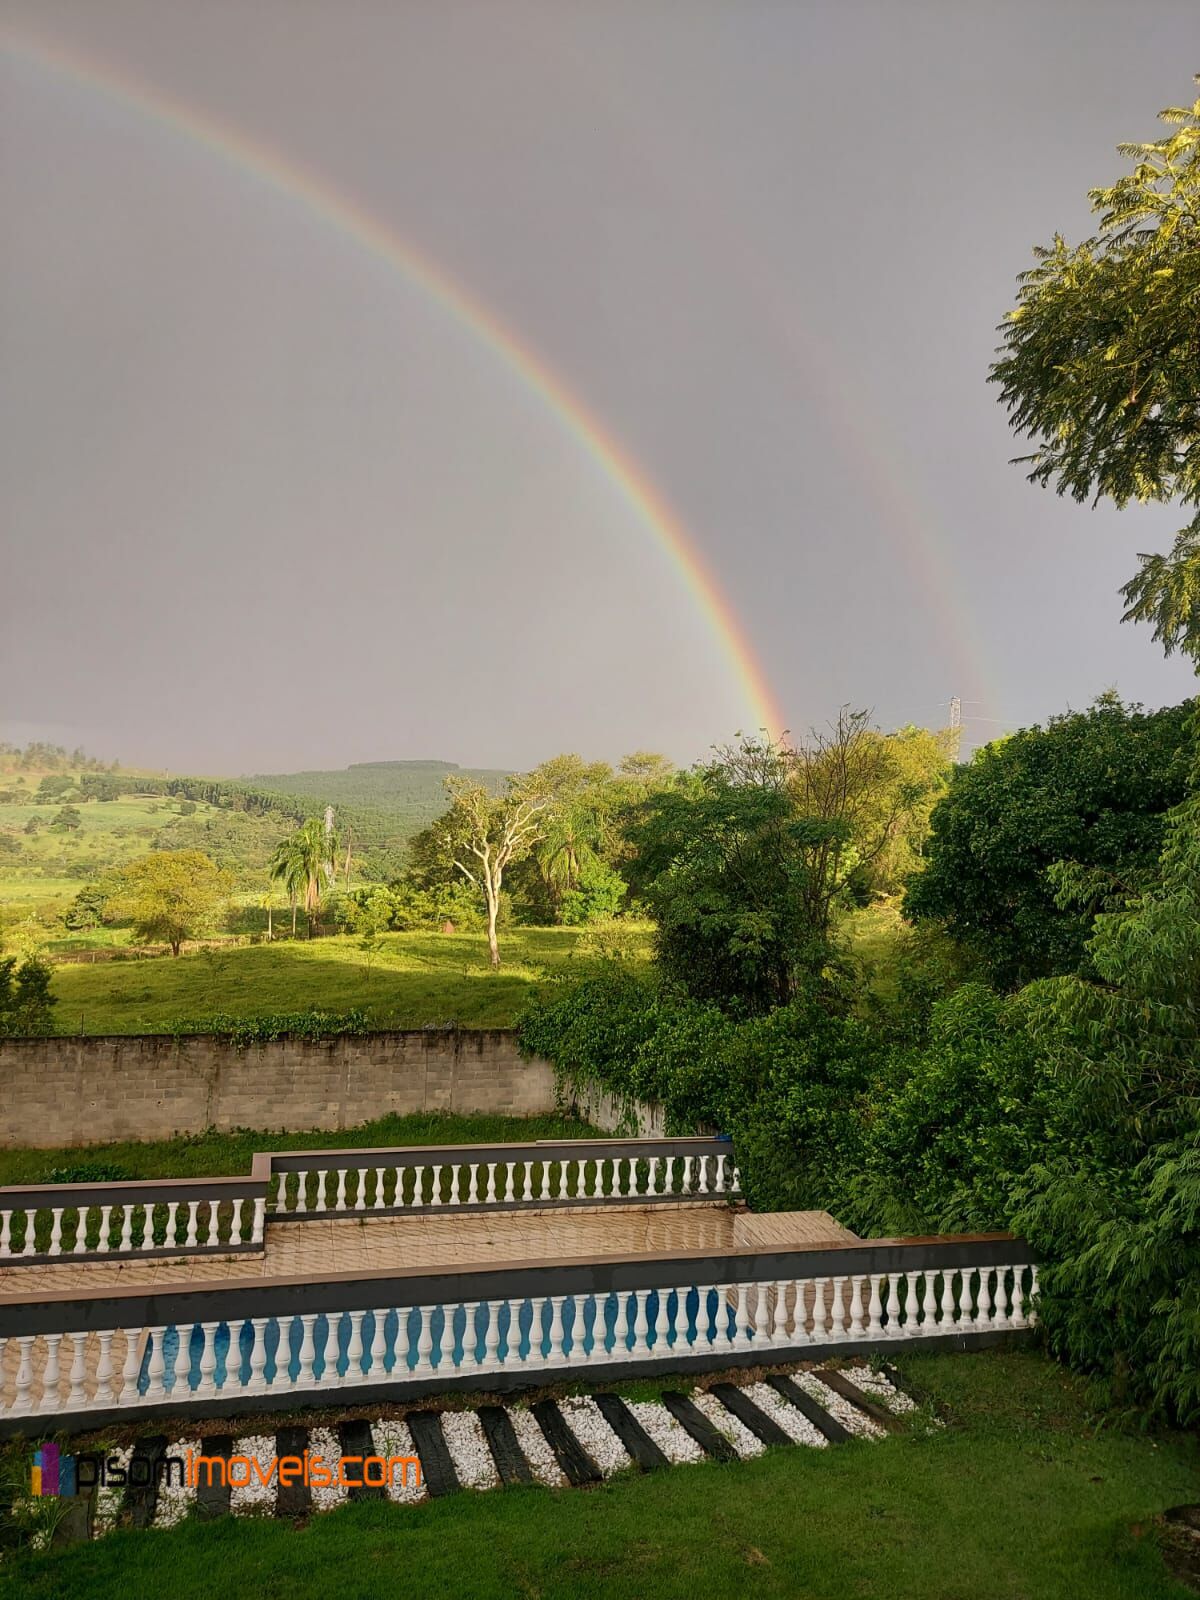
[0,1030,560,1149]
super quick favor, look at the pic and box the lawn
[1,1351,1195,1599]
[0,1110,600,1186]
[46,926,650,1036]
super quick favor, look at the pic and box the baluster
[1028,1265,1041,1322]
[296,1314,319,1390]
[570,1159,584,1199]
[921,1269,940,1328]
[847,1275,866,1338]
[294,1171,308,1214]
[460,1302,481,1372]
[867,1274,885,1337]
[1009,1266,1026,1328]
[479,1302,500,1370]
[660,1157,675,1196]
[622,1289,640,1354]
[902,1272,920,1334]
[165,1322,184,1395]
[229,1197,244,1246]
[653,1286,671,1352]
[989,1268,1007,1329]
[393,1166,406,1207]
[118,1205,134,1254]
[682,1156,694,1194]
[714,1153,728,1193]
[612,1159,626,1200]
[73,1205,90,1254]
[503,1164,516,1205]
[251,1196,266,1246]
[485,1163,497,1205]
[121,1326,142,1405]
[146,1329,166,1401]
[646,1157,659,1197]
[315,1170,329,1212]
[468,1163,480,1205]
[882,1273,901,1336]
[958,1267,976,1326]
[449,1166,461,1206]
[625,1290,648,1358]
[40,1331,62,1411]
[375,1168,387,1209]
[248,1317,269,1392]
[505,1297,526,1365]
[539,1161,552,1203]
[185,1201,200,1249]
[68,1330,89,1406]
[95,1203,113,1253]
[196,1321,219,1397]
[430,1165,444,1207]
[97,1329,117,1404]
[730,1164,743,1193]
[547,1295,566,1365]
[412,1168,426,1208]
[20,1208,36,1257]
[733,1282,752,1350]
[772,1279,791,1344]
[587,1295,608,1363]
[521,1161,533,1203]
[0,1209,10,1257]
[14,1336,35,1414]
[810,1277,827,1341]
[355,1168,368,1210]
[830,1276,849,1338]
[414,1305,435,1377]
[591,1159,605,1200]
[345,1310,366,1384]
[976,1266,993,1327]
[275,1171,288,1211]
[367,1308,387,1381]
[697,1155,710,1195]
[48,1207,64,1257]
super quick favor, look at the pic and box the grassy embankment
[1,1350,1196,1599]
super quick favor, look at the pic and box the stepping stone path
[53,1365,922,1540]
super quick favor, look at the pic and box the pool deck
[0,1202,858,1299]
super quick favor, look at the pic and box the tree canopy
[904,696,1194,988]
[109,850,233,956]
[991,78,1200,660]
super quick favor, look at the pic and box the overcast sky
[2,1,1197,774]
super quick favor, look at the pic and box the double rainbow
[4,31,786,738]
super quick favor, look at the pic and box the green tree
[51,805,82,832]
[439,776,551,967]
[109,850,233,956]
[992,79,1200,660]
[268,816,338,937]
[0,956,57,1036]
[905,697,1194,987]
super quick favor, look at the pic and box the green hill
[247,760,511,853]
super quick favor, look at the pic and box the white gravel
[439,1409,501,1491]
[153,1439,200,1527]
[229,1434,278,1512]
[842,1365,919,1413]
[307,1427,349,1511]
[371,1420,427,1503]
[690,1390,766,1458]
[507,1406,567,1486]
[558,1395,632,1477]
[625,1400,706,1464]
[93,1447,132,1536]
[742,1383,828,1447]
[793,1372,885,1438]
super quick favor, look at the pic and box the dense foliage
[905,697,1193,987]
[992,79,1200,659]
[0,956,56,1036]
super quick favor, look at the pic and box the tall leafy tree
[992,78,1200,660]
[109,851,233,956]
[439,776,550,967]
[268,816,338,937]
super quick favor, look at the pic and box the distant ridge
[346,759,463,771]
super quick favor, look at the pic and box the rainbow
[2,30,786,739]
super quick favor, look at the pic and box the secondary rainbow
[3,31,786,738]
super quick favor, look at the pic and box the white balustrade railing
[0,1239,1038,1429]
[0,1140,739,1268]
[0,1181,266,1265]
[266,1139,740,1219]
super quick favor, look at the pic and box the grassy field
[1,1351,1195,1599]
[47,926,650,1035]
[0,1110,599,1186]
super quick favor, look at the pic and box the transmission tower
[948,695,962,732]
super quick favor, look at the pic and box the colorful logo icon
[31,1442,77,1497]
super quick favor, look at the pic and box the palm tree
[269,817,339,938]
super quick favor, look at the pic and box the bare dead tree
[442,777,551,968]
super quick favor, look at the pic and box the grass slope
[2,1352,1195,1599]
[0,1110,600,1186]
[48,927,647,1035]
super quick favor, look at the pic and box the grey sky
[2,0,1197,774]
